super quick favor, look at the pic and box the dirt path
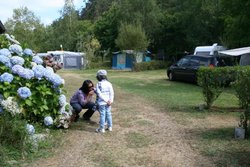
[24,87,213,167]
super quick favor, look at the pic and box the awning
[219,47,250,56]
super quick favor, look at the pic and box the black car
[167,55,218,83]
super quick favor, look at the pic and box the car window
[189,58,199,66]
[199,57,210,66]
[190,56,211,66]
[177,57,190,66]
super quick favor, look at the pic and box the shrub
[86,61,111,69]
[197,66,236,109]
[232,66,250,109]
[132,60,170,72]
[0,34,72,127]
[232,66,250,134]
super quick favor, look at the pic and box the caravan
[36,51,85,69]
[194,43,226,56]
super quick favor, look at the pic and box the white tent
[219,47,250,66]
[36,51,86,69]
[219,47,250,56]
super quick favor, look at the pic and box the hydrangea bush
[0,34,72,129]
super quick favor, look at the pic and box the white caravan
[194,43,226,56]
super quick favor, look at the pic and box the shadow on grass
[209,106,244,113]
[69,120,97,132]
[193,127,250,166]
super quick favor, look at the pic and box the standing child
[95,70,114,133]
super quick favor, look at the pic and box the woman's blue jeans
[98,105,112,129]
[70,102,95,120]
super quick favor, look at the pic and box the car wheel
[168,72,175,81]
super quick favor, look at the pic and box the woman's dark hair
[79,80,94,94]
[96,75,107,81]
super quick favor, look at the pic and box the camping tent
[219,47,250,66]
[112,50,151,70]
[37,51,85,69]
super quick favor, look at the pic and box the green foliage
[94,4,120,51]
[86,61,111,69]
[232,66,250,133]
[221,0,250,47]
[0,111,32,166]
[232,66,250,109]
[0,34,67,125]
[0,112,28,149]
[0,35,10,48]
[115,22,149,51]
[132,60,170,72]
[198,66,250,134]
[19,79,62,123]
[4,7,45,51]
[197,67,236,109]
[118,0,163,41]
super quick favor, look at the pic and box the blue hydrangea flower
[0,48,11,57]
[44,116,53,126]
[59,94,66,107]
[12,65,24,74]
[10,56,25,66]
[0,55,11,67]
[32,55,43,65]
[23,48,33,56]
[32,65,45,79]
[43,67,54,80]
[9,44,23,55]
[26,124,35,135]
[17,87,31,99]
[19,68,34,80]
[48,74,63,86]
[0,72,14,83]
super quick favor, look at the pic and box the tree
[115,22,149,51]
[80,0,115,20]
[4,7,45,52]
[220,0,250,48]
[94,3,120,51]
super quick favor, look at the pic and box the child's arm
[107,84,114,106]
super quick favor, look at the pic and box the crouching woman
[70,80,96,122]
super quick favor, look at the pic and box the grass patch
[135,119,154,127]
[58,69,248,166]
[197,127,250,166]
[125,132,152,148]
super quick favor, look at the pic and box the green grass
[125,132,153,148]
[60,69,250,166]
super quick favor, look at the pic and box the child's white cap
[97,69,107,76]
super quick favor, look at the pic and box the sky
[0,0,86,25]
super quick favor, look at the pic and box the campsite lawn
[10,69,249,166]
[59,69,250,166]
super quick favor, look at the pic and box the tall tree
[94,3,120,51]
[4,7,45,52]
[118,0,163,52]
[80,0,115,20]
[221,0,250,48]
[115,22,149,51]
[48,0,80,51]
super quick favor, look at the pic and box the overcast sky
[0,0,86,25]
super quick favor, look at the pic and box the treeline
[3,0,250,61]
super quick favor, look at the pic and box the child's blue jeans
[98,105,112,129]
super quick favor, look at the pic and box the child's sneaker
[96,128,105,133]
[106,127,112,132]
